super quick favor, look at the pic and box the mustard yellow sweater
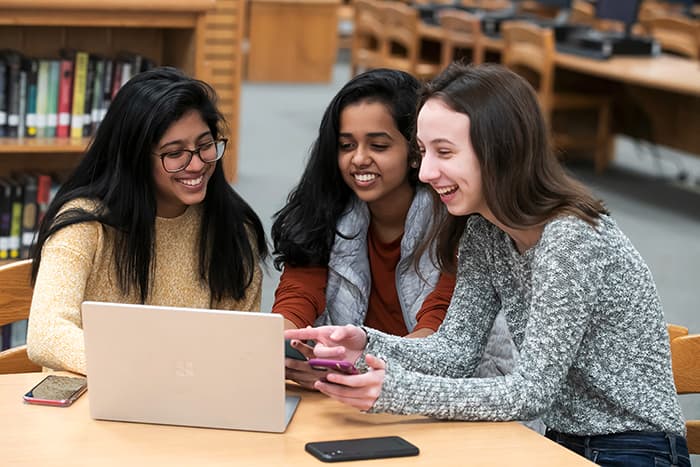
[27,201,262,374]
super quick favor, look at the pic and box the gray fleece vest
[315,188,439,332]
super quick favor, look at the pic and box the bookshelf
[0,0,244,182]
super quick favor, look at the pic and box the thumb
[364,354,386,371]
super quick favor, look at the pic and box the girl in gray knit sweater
[285,63,689,466]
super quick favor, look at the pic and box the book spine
[5,52,22,138]
[0,182,10,259]
[17,68,27,138]
[101,58,113,124]
[20,175,38,259]
[70,51,89,139]
[35,59,50,139]
[0,59,6,137]
[35,173,52,226]
[45,60,60,138]
[56,57,74,138]
[82,56,95,137]
[25,58,38,138]
[8,181,23,259]
[91,59,104,133]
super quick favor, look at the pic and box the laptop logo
[175,361,194,377]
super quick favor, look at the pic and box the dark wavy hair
[32,67,268,302]
[271,68,421,270]
[419,63,607,272]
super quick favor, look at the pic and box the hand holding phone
[23,375,88,407]
[308,358,360,375]
[305,436,419,462]
[285,338,308,361]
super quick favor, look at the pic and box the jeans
[545,429,691,466]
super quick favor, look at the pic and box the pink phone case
[308,358,360,375]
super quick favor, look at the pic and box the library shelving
[0,0,244,183]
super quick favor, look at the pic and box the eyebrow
[426,137,456,145]
[159,131,212,150]
[339,132,393,139]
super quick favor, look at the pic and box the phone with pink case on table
[308,358,360,375]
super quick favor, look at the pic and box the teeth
[179,176,203,186]
[354,173,378,182]
[435,186,458,195]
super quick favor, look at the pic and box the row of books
[0,173,58,260]
[0,49,155,139]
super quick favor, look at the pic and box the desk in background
[478,34,700,158]
[246,0,341,82]
[2,372,594,466]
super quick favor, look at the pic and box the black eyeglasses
[154,138,227,173]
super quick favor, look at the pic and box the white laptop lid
[81,301,299,433]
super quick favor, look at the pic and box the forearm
[371,365,546,421]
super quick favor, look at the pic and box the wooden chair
[640,14,700,59]
[458,0,512,11]
[501,21,614,173]
[438,9,485,67]
[351,0,386,75]
[668,326,700,454]
[378,1,443,80]
[668,323,689,342]
[0,260,41,374]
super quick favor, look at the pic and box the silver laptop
[81,301,300,433]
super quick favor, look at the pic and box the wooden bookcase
[0,0,244,182]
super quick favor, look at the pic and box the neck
[482,209,544,255]
[367,183,414,244]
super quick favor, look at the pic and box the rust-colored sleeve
[272,265,328,329]
[413,271,456,332]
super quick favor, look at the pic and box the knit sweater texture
[364,214,686,436]
[27,200,262,375]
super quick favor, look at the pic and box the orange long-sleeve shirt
[272,229,455,336]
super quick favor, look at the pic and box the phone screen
[24,375,88,407]
[305,436,419,462]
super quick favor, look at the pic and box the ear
[409,159,419,169]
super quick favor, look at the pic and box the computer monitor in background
[595,0,642,36]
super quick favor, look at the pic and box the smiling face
[337,100,413,210]
[417,98,486,217]
[152,109,217,218]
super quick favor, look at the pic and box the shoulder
[58,197,103,215]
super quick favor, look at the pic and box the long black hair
[32,67,267,302]
[271,68,421,271]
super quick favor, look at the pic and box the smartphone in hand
[308,358,360,375]
[23,375,87,407]
[285,339,308,361]
[305,436,419,462]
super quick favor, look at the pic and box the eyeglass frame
[153,138,228,173]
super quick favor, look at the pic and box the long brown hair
[418,63,607,272]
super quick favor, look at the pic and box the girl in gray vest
[272,69,515,391]
[284,63,689,466]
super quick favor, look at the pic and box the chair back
[668,326,700,454]
[0,259,41,374]
[501,21,555,120]
[439,9,484,67]
[641,14,700,59]
[351,0,386,75]
[378,1,420,75]
[458,0,511,11]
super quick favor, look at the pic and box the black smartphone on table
[305,436,419,462]
[23,375,88,407]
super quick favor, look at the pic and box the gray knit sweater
[364,214,686,436]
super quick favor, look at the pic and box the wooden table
[2,372,594,466]
[246,0,341,82]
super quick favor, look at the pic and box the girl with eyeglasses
[272,68,516,392]
[27,67,267,375]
